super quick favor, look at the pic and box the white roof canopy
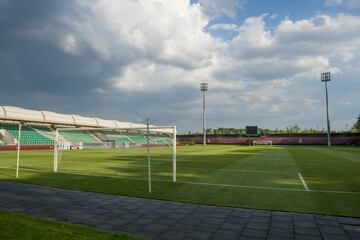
[0,106,149,129]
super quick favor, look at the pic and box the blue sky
[209,0,360,21]
[206,0,360,38]
[0,0,359,132]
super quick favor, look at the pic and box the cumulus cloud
[325,0,360,8]
[325,0,344,6]
[347,0,360,8]
[232,14,360,59]
[111,62,188,91]
[205,13,360,129]
[198,0,244,19]
[73,0,218,69]
[14,0,217,69]
[0,0,360,130]
[227,13,360,83]
[207,23,239,31]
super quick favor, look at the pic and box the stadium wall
[178,135,360,145]
[0,145,53,151]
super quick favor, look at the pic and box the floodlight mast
[321,72,331,147]
[200,83,208,146]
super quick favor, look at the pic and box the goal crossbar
[55,126,175,132]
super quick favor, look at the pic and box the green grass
[0,145,359,217]
[0,209,144,240]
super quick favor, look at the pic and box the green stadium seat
[0,122,53,145]
[59,130,99,144]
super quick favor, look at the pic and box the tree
[352,115,360,132]
[286,124,301,133]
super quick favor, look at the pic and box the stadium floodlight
[321,72,331,146]
[200,83,208,146]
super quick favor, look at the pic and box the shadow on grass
[0,146,359,217]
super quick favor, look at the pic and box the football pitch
[0,145,359,217]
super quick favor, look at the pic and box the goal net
[53,126,177,187]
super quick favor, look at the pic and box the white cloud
[347,0,360,8]
[24,1,360,95]
[111,60,215,92]
[228,14,360,81]
[4,0,360,130]
[202,13,360,129]
[325,0,344,6]
[269,14,278,20]
[231,14,274,58]
[55,0,218,69]
[111,62,187,91]
[198,0,244,19]
[60,34,79,54]
[207,23,239,32]
[325,0,360,8]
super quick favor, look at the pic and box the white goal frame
[53,125,177,185]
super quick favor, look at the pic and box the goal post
[53,125,177,182]
[172,125,176,182]
[53,129,58,173]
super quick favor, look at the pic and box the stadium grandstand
[0,106,174,150]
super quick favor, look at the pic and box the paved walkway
[0,181,359,240]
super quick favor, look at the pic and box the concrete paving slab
[0,181,358,240]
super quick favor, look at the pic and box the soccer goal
[53,125,177,190]
[253,140,273,146]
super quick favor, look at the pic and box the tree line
[187,115,360,135]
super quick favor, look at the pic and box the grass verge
[0,209,145,240]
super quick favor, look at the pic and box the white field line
[0,166,151,182]
[298,172,310,191]
[176,181,360,195]
[1,166,360,196]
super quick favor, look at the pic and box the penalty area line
[298,172,309,191]
[177,180,360,195]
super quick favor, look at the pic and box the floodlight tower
[321,72,332,146]
[200,83,208,146]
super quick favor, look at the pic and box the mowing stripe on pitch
[98,163,286,174]
[54,160,288,174]
[1,166,359,195]
[298,172,309,191]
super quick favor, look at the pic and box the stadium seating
[31,125,53,132]
[0,121,172,147]
[0,122,53,145]
[107,135,132,144]
[59,130,99,144]
[106,134,146,145]
[128,135,148,145]
[106,133,172,145]
[150,136,172,144]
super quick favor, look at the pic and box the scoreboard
[246,126,259,136]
